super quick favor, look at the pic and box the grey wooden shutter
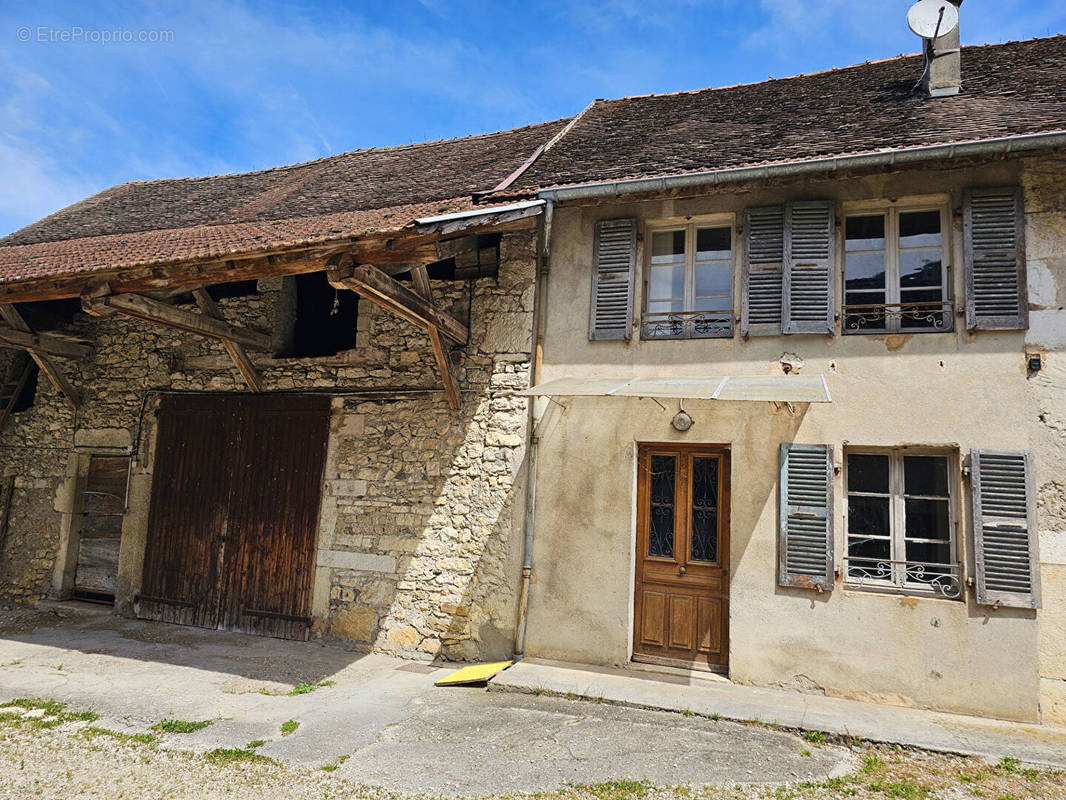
[778,443,834,590]
[589,218,637,340]
[971,449,1041,609]
[964,187,1027,330]
[741,206,785,336]
[783,201,835,334]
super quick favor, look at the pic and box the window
[843,207,951,333]
[644,222,733,339]
[844,449,961,599]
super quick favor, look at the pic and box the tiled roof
[3,35,1065,293]
[504,36,1066,194]
[0,119,570,288]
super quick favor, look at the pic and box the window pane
[848,454,889,494]
[648,264,684,301]
[696,227,730,260]
[694,261,731,298]
[693,296,731,313]
[904,456,949,496]
[899,249,942,288]
[905,540,951,568]
[847,536,891,580]
[690,456,719,563]
[899,211,941,249]
[648,299,684,315]
[845,253,887,291]
[848,495,890,537]
[649,455,676,558]
[651,230,685,264]
[845,215,885,251]
[905,498,951,543]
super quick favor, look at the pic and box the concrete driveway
[0,604,852,796]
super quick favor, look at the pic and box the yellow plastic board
[434,660,514,686]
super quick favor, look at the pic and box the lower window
[844,449,961,599]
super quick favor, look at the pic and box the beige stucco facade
[523,154,1066,723]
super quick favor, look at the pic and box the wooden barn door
[634,444,730,672]
[137,394,330,640]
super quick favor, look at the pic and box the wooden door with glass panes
[634,444,730,671]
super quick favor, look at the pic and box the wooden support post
[0,328,92,360]
[411,265,461,411]
[191,288,263,392]
[0,305,80,409]
[81,292,271,350]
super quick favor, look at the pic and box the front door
[634,444,729,671]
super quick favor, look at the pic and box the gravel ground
[0,708,1063,800]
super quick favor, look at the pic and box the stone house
[1,27,1065,723]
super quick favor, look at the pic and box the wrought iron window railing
[844,557,962,600]
[842,300,953,334]
[642,311,733,340]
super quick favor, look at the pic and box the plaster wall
[525,155,1066,721]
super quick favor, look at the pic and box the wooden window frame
[843,446,962,600]
[641,215,736,341]
[841,198,953,335]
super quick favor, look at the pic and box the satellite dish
[907,0,959,39]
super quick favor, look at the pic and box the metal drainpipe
[514,198,552,658]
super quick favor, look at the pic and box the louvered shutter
[783,201,835,334]
[778,443,834,590]
[964,187,1027,330]
[741,206,784,336]
[589,218,637,340]
[971,449,1041,609]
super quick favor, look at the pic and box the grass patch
[802,729,827,744]
[568,779,653,800]
[0,698,99,728]
[280,719,299,736]
[868,780,932,799]
[998,756,1021,773]
[82,726,156,745]
[204,747,277,766]
[246,739,267,749]
[152,719,212,734]
[285,680,335,697]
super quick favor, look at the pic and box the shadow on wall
[319,390,528,663]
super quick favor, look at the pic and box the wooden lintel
[81,292,272,350]
[326,258,468,345]
[192,288,263,392]
[0,305,80,409]
[411,265,460,411]
[0,327,92,359]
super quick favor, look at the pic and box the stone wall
[1023,155,1066,724]
[0,230,536,661]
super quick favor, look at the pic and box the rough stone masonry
[0,229,537,662]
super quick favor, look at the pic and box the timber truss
[0,217,531,412]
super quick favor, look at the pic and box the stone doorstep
[489,658,1066,770]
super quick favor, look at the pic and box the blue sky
[1,0,1063,237]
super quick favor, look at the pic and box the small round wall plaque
[671,410,694,432]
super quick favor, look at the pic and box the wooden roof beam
[191,288,263,392]
[0,327,92,360]
[411,264,460,410]
[326,256,469,346]
[0,305,80,409]
[81,289,272,351]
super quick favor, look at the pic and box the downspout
[514,198,552,657]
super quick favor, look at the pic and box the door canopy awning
[517,375,831,403]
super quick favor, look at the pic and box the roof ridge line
[598,34,1065,105]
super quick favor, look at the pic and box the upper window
[643,223,733,339]
[843,207,951,334]
[844,449,961,599]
